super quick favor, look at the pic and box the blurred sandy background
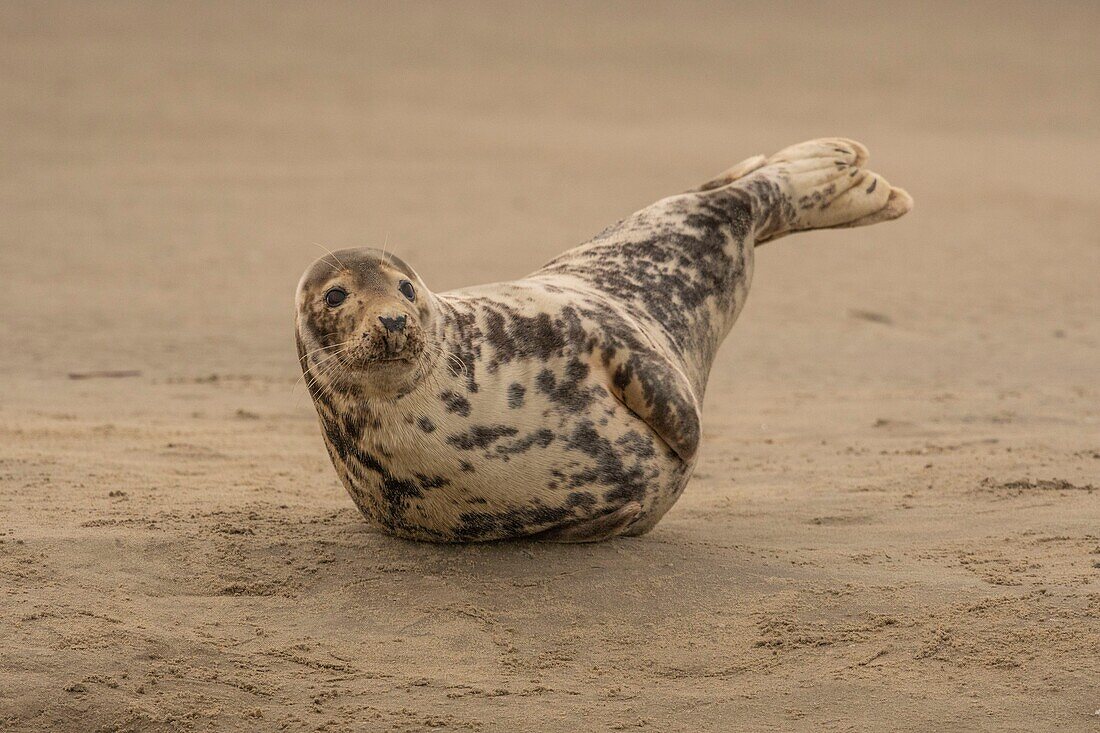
[2,1,1098,731]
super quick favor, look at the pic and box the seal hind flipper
[696,154,768,192]
[827,187,914,229]
[601,347,702,463]
[729,137,913,242]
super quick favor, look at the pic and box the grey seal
[295,138,912,542]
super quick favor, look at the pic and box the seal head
[295,248,437,399]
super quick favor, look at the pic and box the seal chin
[337,344,429,399]
[360,355,416,370]
[350,340,424,369]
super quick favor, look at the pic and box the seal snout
[360,312,418,363]
[379,315,406,333]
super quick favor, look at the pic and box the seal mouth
[351,344,423,368]
[307,325,427,382]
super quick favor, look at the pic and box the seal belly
[324,347,690,542]
[429,375,689,542]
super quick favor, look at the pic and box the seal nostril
[379,315,407,333]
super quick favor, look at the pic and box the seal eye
[398,280,416,302]
[324,287,348,308]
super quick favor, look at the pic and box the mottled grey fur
[295,138,911,542]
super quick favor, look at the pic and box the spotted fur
[295,138,911,542]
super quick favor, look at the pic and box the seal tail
[698,138,913,243]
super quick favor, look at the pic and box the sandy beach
[2,2,1098,730]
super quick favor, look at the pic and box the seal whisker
[420,348,460,395]
[421,340,466,380]
[301,342,355,391]
[293,339,358,393]
[311,242,347,271]
[304,350,352,403]
[310,346,352,381]
[420,342,453,378]
[298,340,351,362]
[300,338,357,362]
[441,348,467,377]
[424,342,464,381]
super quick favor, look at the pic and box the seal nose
[378,315,406,333]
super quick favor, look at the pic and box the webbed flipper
[601,346,702,463]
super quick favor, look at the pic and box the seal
[295,138,912,542]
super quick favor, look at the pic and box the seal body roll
[295,138,912,542]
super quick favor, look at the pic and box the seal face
[296,249,438,400]
[296,138,911,542]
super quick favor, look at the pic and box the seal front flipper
[601,346,702,463]
[531,501,643,543]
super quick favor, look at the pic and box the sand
[2,1,1098,731]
